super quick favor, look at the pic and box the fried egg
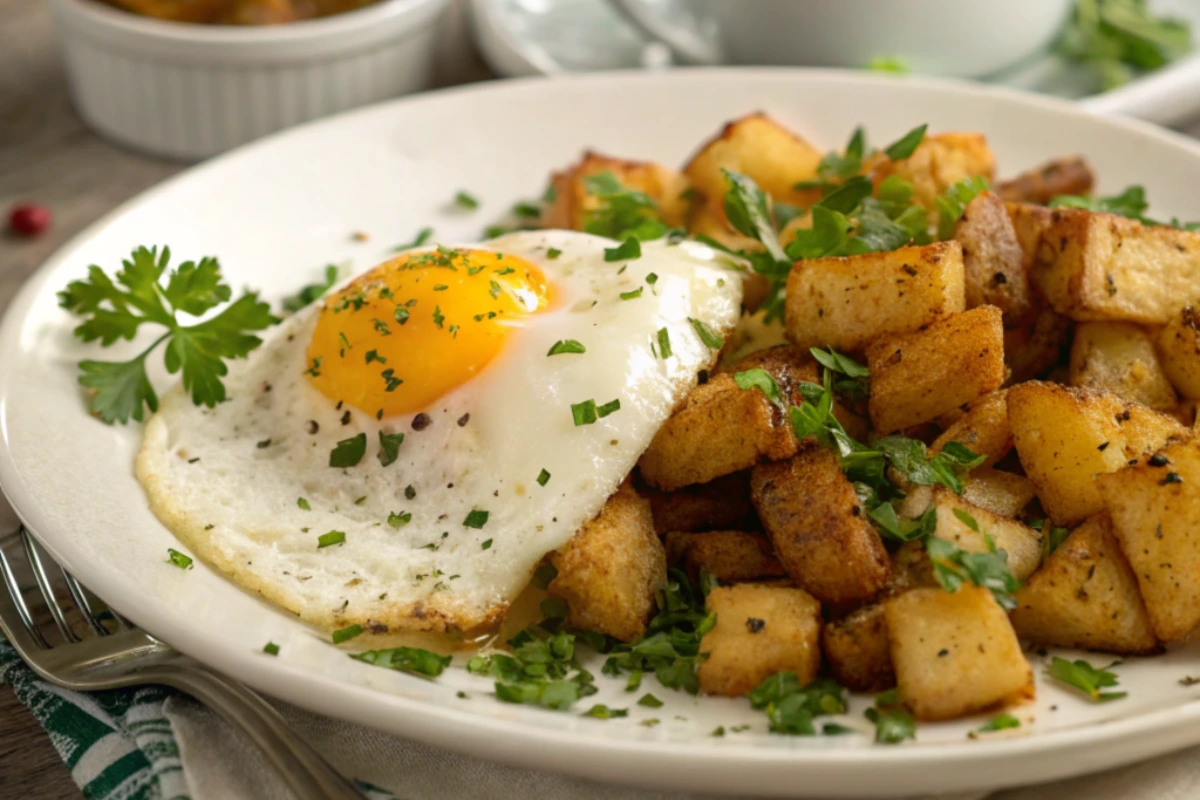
[137,230,741,639]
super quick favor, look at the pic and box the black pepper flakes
[306,420,319,434]
[256,439,271,449]
[1161,472,1183,485]
[1149,454,1170,467]
[745,618,765,634]
[405,485,416,500]
[1097,442,1109,452]
[937,648,949,657]
[412,413,431,431]
[341,410,351,426]
[457,413,470,427]
[187,457,201,464]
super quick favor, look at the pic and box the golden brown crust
[664,530,786,583]
[995,156,1095,205]
[822,603,895,693]
[954,191,1032,326]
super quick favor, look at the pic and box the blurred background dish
[98,0,383,25]
[51,0,450,160]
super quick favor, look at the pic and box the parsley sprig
[925,528,1020,610]
[1058,0,1191,91]
[1046,656,1126,702]
[1050,184,1200,230]
[864,689,917,744]
[59,246,277,424]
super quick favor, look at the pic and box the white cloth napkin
[162,694,1199,800]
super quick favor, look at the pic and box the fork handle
[146,663,368,800]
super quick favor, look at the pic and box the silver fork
[0,497,367,800]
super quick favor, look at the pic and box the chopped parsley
[463,509,490,528]
[936,176,991,239]
[656,327,672,359]
[387,511,411,528]
[353,646,451,677]
[1046,657,1126,702]
[377,431,405,467]
[58,245,277,424]
[926,534,1019,609]
[394,307,410,325]
[454,191,480,211]
[329,432,367,468]
[547,339,586,356]
[748,673,847,735]
[619,287,643,300]
[975,713,1021,734]
[537,468,551,486]
[392,227,434,252]
[432,306,445,329]
[638,693,664,708]
[688,317,724,350]
[297,497,310,510]
[883,123,927,161]
[1032,518,1072,562]
[317,530,346,549]
[605,236,642,262]
[281,264,340,313]
[513,201,541,219]
[167,548,193,570]
[865,690,917,744]
[582,172,669,241]
[581,704,628,719]
[733,368,785,408]
[596,399,620,417]
[331,624,363,645]
[467,625,597,711]
[546,247,562,259]
[263,642,280,656]
[481,539,493,550]
[1058,0,1191,91]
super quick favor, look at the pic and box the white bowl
[50,0,451,161]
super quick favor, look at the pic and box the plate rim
[5,67,1200,797]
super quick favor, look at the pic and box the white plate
[4,70,1200,799]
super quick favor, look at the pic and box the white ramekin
[50,0,451,161]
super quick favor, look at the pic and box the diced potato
[953,191,1032,325]
[870,132,996,212]
[750,447,890,605]
[645,471,756,535]
[683,113,823,208]
[866,306,1006,434]
[542,150,691,231]
[664,530,786,583]
[1008,382,1188,525]
[697,583,822,697]
[547,481,666,642]
[786,241,966,353]
[930,389,1012,468]
[1028,207,1200,324]
[1069,321,1177,411]
[1097,437,1200,641]
[1010,513,1159,654]
[1004,306,1072,383]
[1006,202,1056,265]
[925,488,1043,581]
[961,468,1038,519]
[885,586,1033,722]
[822,603,895,692]
[995,156,1095,205]
[888,541,936,592]
[1156,306,1200,401]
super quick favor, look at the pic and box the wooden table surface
[6,0,1200,795]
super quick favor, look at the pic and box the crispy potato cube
[1009,382,1188,525]
[542,151,691,231]
[871,132,996,212]
[697,583,822,697]
[1004,306,1072,383]
[751,448,890,604]
[886,586,1032,721]
[931,389,1012,468]
[1098,437,1200,641]
[953,191,1032,325]
[683,113,823,208]
[664,530,786,583]
[961,468,1038,519]
[1011,514,1158,654]
[866,306,1006,434]
[645,471,756,534]
[822,603,895,692]
[1156,306,1200,401]
[1029,208,1200,324]
[640,347,818,490]
[785,241,966,352]
[1069,321,1177,410]
[547,482,666,642]
[888,540,936,592]
[926,488,1043,580]
[1006,202,1056,264]
[995,156,1095,205]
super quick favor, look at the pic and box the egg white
[136,231,742,639]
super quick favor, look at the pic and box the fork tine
[21,530,79,643]
[0,538,51,650]
[62,570,110,636]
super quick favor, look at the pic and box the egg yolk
[306,248,553,417]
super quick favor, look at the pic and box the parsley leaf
[547,339,586,356]
[734,368,786,408]
[604,236,641,262]
[1046,656,1126,702]
[281,264,339,313]
[936,176,991,239]
[167,548,193,569]
[454,191,480,211]
[463,509,489,529]
[353,646,451,677]
[377,431,405,467]
[865,692,917,744]
[748,673,847,735]
[976,713,1021,733]
[467,625,598,711]
[582,172,669,241]
[925,534,1020,609]
[1050,185,1151,221]
[1032,518,1072,563]
[581,704,628,719]
[60,246,277,423]
[392,227,434,252]
[688,317,724,350]
[721,169,790,266]
[883,124,928,161]
[330,433,367,468]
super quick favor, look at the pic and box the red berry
[9,204,50,237]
